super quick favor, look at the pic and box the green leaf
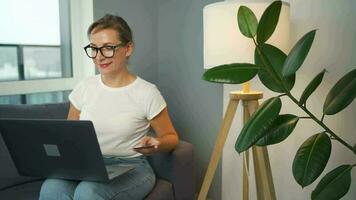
[256,1,282,44]
[202,63,259,84]
[255,44,295,93]
[256,114,299,146]
[235,97,281,153]
[238,6,258,38]
[323,69,356,115]
[292,133,332,187]
[299,69,326,106]
[311,165,352,200]
[282,30,317,77]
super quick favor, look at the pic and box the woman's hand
[134,136,160,155]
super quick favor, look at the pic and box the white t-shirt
[68,75,166,158]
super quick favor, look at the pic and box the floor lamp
[198,1,290,200]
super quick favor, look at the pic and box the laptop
[0,119,134,182]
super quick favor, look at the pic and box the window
[23,46,64,80]
[0,94,21,105]
[0,46,19,81]
[0,0,72,82]
[0,0,94,104]
[0,44,68,82]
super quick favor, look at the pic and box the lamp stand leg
[198,91,276,200]
[197,98,240,200]
[247,100,276,200]
[252,146,276,200]
[242,100,251,200]
[242,150,250,200]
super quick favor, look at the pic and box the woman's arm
[67,103,80,120]
[135,107,179,154]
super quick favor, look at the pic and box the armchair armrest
[147,141,194,200]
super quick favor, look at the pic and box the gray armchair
[0,103,194,200]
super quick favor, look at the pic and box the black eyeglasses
[83,43,126,58]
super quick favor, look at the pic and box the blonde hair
[87,14,133,44]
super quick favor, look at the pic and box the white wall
[222,0,356,199]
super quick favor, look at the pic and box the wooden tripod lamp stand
[199,1,290,199]
[197,83,276,200]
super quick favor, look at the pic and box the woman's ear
[125,42,134,57]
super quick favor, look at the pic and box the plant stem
[321,114,325,122]
[278,93,288,98]
[299,117,312,119]
[286,93,354,152]
[252,40,355,154]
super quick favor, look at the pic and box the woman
[39,14,178,200]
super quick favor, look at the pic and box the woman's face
[89,28,133,75]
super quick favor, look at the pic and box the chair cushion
[145,179,174,200]
[0,180,43,200]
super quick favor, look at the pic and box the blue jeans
[39,156,155,200]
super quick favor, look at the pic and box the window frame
[0,0,94,97]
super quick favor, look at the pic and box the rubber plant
[202,1,356,199]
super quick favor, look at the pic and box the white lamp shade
[203,1,290,69]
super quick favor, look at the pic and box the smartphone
[133,145,155,150]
